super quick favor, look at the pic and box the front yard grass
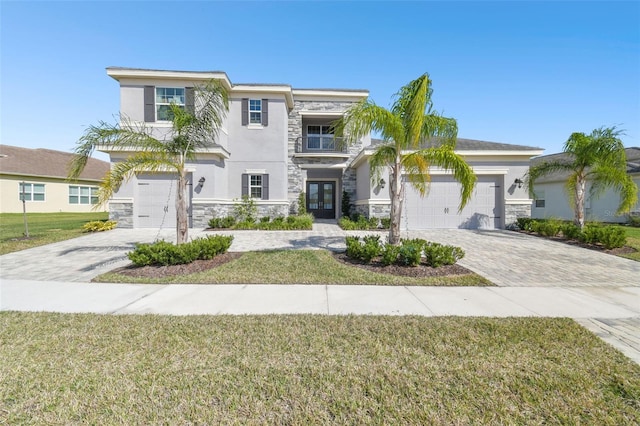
[1,313,638,424]
[0,212,109,255]
[95,249,492,286]
[615,225,640,261]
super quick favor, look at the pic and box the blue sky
[1,1,639,161]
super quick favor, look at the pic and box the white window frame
[307,125,335,150]
[534,190,545,208]
[19,183,45,202]
[69,185,99,205]
[249,99,262,125]
[249,174,263,199]
[156,87,185,121]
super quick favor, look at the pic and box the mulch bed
[108,251,474,280]
[517,231,637,256]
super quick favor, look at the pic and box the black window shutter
[144,86,155,122]
[262,174,269,200]
[241,98,248,126]
[261,99,268,126]
[241,174,249,197]
[185,87,195,114]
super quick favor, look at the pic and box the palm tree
[335,73,476,245]
[68,80,229,244]
[526,126,638,229]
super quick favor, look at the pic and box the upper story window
[307,125,335,150]
[69,185,99,205]
[19,183,45,201]
[534,190,545,208]
[249,99,262,124]
[241,98,269,127]
[156,87,185,121]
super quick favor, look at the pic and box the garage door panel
[404,175,501,230]
[136,174,178,228]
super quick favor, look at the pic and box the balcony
[294,136,348,154]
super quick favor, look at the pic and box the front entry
[306,181,335,219]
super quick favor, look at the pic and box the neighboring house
[531,147,640,223]
[0,145,109,213]
[103,67,543,230]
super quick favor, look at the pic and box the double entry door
[306,181,335,219]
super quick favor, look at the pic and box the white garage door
[135,174,179,228]
[404,175,502,229]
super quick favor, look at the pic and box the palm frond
[420,114,458,147]
[391,74,431,147]
[368,144,397,183]
[525,160,575,197]
[334,99,405,146]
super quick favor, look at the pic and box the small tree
[335,73,476,244]
[69,80,229,244]
[526,126,638,229]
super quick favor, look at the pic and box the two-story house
[102,67,543,230]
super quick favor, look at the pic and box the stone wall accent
[354,202,391,219]
[192,202,289,228]
[109,202,133,229]
[505,203,531,228]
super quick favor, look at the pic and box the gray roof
[530,147,640,182]
[371,137,542,151]
[0,145,109,181]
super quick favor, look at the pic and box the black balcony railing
[295,136,348,153]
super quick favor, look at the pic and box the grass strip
[1,313,638,424]
[95,249,492,286]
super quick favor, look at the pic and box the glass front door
[306,181,335,219]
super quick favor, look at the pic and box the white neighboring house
[0,145,109,213]
[531,147,640,223]
[102,67,543,229]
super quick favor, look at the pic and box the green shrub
[597,227,626,249]
[516,217,534,231]
[380,217,391,229]
[272,216,285,224]
[561,223,581,239]
[260,216,271,223]
[397,241,422,267]
[127,235,233,267]
[208,216,236,229]
[234,220,257,230]
[380,244,400,266]
[341,190,351,217]
[345,236,363,260]
[82,220,117,232]
[628,214,640,227]
[344,235,381,263]
[579,225,601,245]
[233,196,257,223]
[537,219,562,237]
[423,242,465,267]
[338,217,357,230]
[298,192,307,215]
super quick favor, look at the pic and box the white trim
[109,197,134,203]
[247,124,264,130]
[354,199,391,206]
[191,199,289,205]
[244,169,266,174]
[298,110,345,116]
[504,199,533,204]
[294,153,350,160]
[298,163,348,169]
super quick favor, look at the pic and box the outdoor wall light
[514,178,523,189]
[198,177,206,186]
[379,178,386,189]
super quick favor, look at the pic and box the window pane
[307,125,320,135]
[157,105,173,121]
[90,187,99,204]
[307,136,320,149]
[69,186,79,196]
[33,193,45,201]
[250,187,262,198]
[250,175,262,186]
[250,112,261,124]
[321,125,333,135]
[34,184,45,194]
[323,184,333,209]
[69,196,79,204]
[308,184,319,209]
[249,99,261,111]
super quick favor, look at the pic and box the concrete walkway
[1,223,639,364]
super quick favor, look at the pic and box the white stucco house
[531,147,640,223]
[0,145,109,213]
[102,67,543,230]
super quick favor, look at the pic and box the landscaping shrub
[233,196,257,223]
[345,236,363,260]
[209,216,236,229]
[260,216,271,223]
[128,235,233,267]
[596,227,626,249]
[298,192,307,215]
[561,223,581,240]
[338,215,390,230]
[380,244,401,266]
[380,217,391,229]
[341,190,351,217]
[536,219,562,237]
[82,220,117,232]
[345,235,382,263]
[516,217,534,231]
[423,242,465,267]
[628,214,640,227]
[397,240,423,267]
[579,225,601,245]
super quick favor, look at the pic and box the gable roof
[530,147,640,182]
[0,145,109,181]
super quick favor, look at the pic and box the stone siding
[109,202,133,229]
[505,203,532,228]
[192,202,289,228]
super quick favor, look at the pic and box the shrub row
[338,214,390,230]
[345,236,464,268]
[128,235,234,266]
[209,214,314,230]
[82,220,117,232]
[515,218,626,250]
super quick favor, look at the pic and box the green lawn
[0,212,109,255]
[616,225,640,261]
[1,313,638,424]
[95,249,493,286]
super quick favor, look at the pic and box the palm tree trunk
[574,174,586,229]
[389,163,403,245]
[176,170,189,244]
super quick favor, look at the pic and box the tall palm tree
[526,126,638,229]
[336,73,476,244]
[68,80,229,244]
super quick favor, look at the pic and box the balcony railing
[295,136,348,153]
